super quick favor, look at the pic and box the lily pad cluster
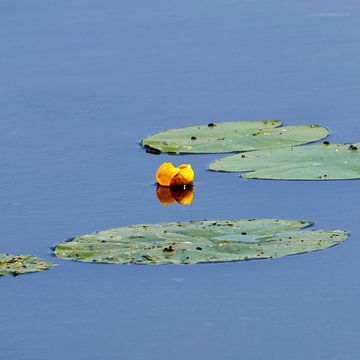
[2,120,353,278]
[142,120,360,180]
[53,219,348,265]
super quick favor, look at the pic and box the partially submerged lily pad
[141,121,328,154]
[0,254,55,277]
[209,142,360,180]
[53,219,348,265]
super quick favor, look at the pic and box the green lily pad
[0,254,55,277]
[141,121,328,154]
[53,219,348,265]
[209,142,360,180]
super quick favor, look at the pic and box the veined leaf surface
[142,121,328,154]
[53,219,347,265]
[0,254,55,277]
[209,142,360,180]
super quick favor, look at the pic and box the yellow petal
[156,162,180,186]
[170,164,194,187]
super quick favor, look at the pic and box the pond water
[1,0,360,359]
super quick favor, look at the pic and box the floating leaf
[141,121,328,154]
[209,142,360,180]
[53,219,348,265]
[0,254,55,277]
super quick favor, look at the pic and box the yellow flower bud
[156,163,194,187]
[170,164,194,187]
[156,162,180,186]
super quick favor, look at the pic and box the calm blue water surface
[1,1,360,359]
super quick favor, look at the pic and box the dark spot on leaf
[208,123,216,127]
[163,246,176,253]
[142,255,154,261]
[191,136,197,140]
[323,141,330,145]
[348,144,358,151]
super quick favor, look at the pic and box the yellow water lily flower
[156,162,194,187]
[170,164,194,187]
[156,162,181,186]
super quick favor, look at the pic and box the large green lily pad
[53,219,348,265]
[141,121,328,154]
[209,142,360,180]
[0,254,55,277]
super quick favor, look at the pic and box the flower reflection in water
[156,185,194,206]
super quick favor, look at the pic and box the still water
[1,0,360,359]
